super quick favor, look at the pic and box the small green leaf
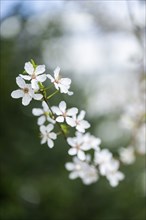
[60,124,69,135]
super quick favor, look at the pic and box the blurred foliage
[0,2,145,220]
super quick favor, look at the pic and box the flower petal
[66,117,76,127]
[77,150,86,161]
[65,162,74,171]
[36,74,46,82]
[47,138,54,148]
[33,93,43,100]
[22,94,32,106]
[46,124,54,132]
[31,79,39,90]
[49,132,57,140]
[35,65,45,75]
[67,107,78,116]
[78,110,86,121]
[59,101,66,112]
[56,116,64,123]
[69,171,79,179]
[60,78,71,86]
[67,138,76,147]
[19,74,31,81]
[47,74,54,82]
[41,136,47,144]
[24,62,34,75]
[80,120,90,129]
[16,76,26,88]
[32,108,43,116]
[40,125,46,134]
[42,101,49,112]
[11,89,23,99]
[68,148,77,156]
[54,66,60,79]
[51,106,62,115]
[38,115,46,125]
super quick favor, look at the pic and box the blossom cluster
[119,79,146,165]
[11,60,124,187]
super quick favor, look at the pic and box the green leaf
[60,124,69,135]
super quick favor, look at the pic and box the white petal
[67,91,74,96]
[11,89,23,99]
[47,74,54,82]
[42,101,49,112]
[54,66,60,79]
[69,171,79,179]
[40,125,46,134]
[80,120,90,129]
[35,65,45,75]
[78,110,86,121]
[66,117,76,127]
[67,138,76,147]
[77,150,86,161]
[46,124,54,132]
[47,138,54,148]
[38,115,46,125]
[51,106,62,115]
[33,93,43,100]
[41,136,47,144]
[59,101,66,112]
[16,76,26,88]
[65,162,74,171]
[67,108,78,116]
[32,108,43,116]
[22,94,32,106]
[60,78,71,86]
[19,74,31,81]
[36,74,46,82]
[56,116,64,123]
[68,148,77,156]
[47,116,55,124]
[24,62,34,75]
[76,125,85,133]
[31,79,39,90]
[49,132,57,140]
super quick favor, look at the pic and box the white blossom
[32,101,55,125]
[119,146,135,165]
[94,149,124,186]
[67,132,101,161]
[72,110,90,133]
[11,76,42,106]
[40,124,57,148]
[105,160,125,187]
[47,66,73,95]
[65,157,98,185]
[67,136,87,161]
[51,101,78,127]
[77,132,101,151]
[20,62,46,90]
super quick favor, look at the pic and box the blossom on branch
[20,62,46,90]
[47,66,73,95]
[40,124,57,148]
[65,157,98,185]
[51,101,78,127]
[32,101,55,125]
[11,76,42,106]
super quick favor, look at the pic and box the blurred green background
[0,1,145,220]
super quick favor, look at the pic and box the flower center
[31,72,36,79]
[23,87,29,93]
